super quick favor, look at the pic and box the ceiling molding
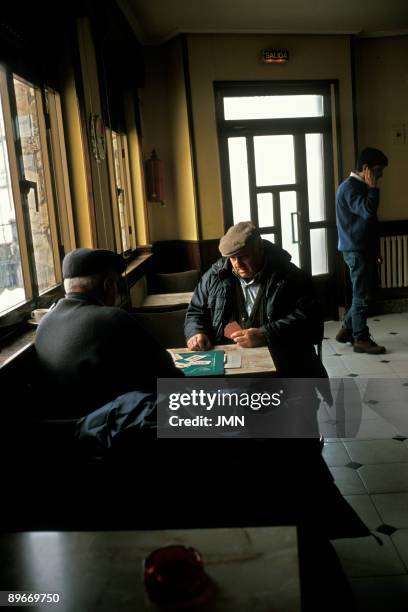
[117,0,408,46]
[145,28,363,46]
[356,29,408,39]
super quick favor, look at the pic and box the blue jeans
[342,251,375,340]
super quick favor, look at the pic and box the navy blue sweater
[336,175,379,252]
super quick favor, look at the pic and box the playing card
[224,320,242,339]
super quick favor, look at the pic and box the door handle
[20,179,40,213]
[291,211,299,244]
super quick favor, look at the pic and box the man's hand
[187,333,212,351]
[362,167,378,188]
[230,327,266,348]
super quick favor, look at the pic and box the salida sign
[262,49,289,63]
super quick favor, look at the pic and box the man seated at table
[182,223,370,544]
[185,221,326,378]
[35,248,181,417]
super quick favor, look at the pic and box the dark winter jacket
[185,241,326,378]
[35,293,182,417]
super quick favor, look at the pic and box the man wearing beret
[35,248,181,416]
[185,221,326,378]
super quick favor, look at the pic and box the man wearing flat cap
[184,225,371,544]
[35,248,181,416]
[185,222,326,377]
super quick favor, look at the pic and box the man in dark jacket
[335,147,388,354]
[183,222,369,546]
[35,248,181,417]
[185,221,326,378]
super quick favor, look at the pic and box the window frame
[214,80,337,277]
[0,63,74,332]
[106,128,137,255]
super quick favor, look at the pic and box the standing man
[336,147,388,354]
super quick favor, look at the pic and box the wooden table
[141,291,193,308]
[169,343,276,376]
[0,527,300,611]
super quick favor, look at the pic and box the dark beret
[62,248,126,279]
[219,221,261,257]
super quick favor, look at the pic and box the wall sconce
[145,150,165,205]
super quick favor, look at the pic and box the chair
[132,307,187,348]
[148,270,200,294]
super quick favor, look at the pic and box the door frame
[214,79,342,318]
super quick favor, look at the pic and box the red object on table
[144,545,211,607]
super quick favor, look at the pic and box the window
[0,66,73,319]
[224,94,324,120]
[106,129,136,254]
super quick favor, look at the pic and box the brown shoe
[353,338,386,354]
[336,327,353,343]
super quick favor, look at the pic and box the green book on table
[172,350,225,377]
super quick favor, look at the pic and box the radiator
[380,235,408,288]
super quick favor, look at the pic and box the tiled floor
[322,313,408,612]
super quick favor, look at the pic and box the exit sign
[262,49,289,63]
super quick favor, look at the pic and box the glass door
[216,82,337,317]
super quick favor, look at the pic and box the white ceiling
[118,0,408,44]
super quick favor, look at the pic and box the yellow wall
[139,39,198,242]
[139,46,177,242]
[77,18,116,250]
[355,36,408,221]
[59,52,94,247]
[167,38,198,241]
[124,93,150,245]
[186,34,356,239]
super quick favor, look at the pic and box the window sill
[0,327,36,368]
[124,249,153,285]
[0,251,153,367]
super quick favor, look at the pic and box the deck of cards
[224,321,242,339]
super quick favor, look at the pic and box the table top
[142,291,194,308]
[0,527,300,612]
[169,343,276,376]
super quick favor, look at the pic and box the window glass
[257,193,274,227]
[254,135,295,187]
[0,93,25,314]
[306,134,326,222]
[111,131,130,252]
[227,137,251,224]
[224,95,324,120]
[280,191,300,267]
[261,233,275,244]
[14,76,56,292]
[310,228,328,275]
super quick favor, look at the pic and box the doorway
[215,81,339,318]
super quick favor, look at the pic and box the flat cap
[62,248,126,279]
[219,221,261,257]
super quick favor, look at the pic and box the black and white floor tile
[322,314,408,611]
